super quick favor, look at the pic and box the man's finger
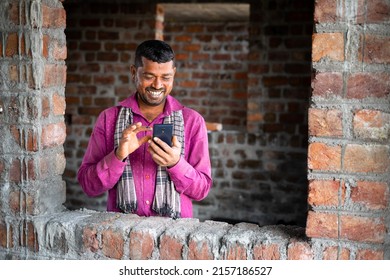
[139,135,152,146]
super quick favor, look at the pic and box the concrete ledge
[0,209,311,260]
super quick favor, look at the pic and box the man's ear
[130,65,137,81]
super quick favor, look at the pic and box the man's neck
[137,96,165,122]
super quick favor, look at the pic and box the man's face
[131,57,176,107]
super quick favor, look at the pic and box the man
[77,40,212,219]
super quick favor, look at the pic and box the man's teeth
[149,90,163,97]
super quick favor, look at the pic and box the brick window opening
[63,1,311,227]
[0,0,388,260]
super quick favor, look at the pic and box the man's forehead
[138,59,175,73]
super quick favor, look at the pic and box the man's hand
[148,135,181,167]
[115,122,152,161]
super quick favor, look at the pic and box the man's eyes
[143,75,172,81]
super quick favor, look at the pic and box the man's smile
[147,88,165,99]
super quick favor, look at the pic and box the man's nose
[152,77,163,89]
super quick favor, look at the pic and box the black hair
[134,40,175,68]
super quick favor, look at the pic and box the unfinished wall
[306,0,390,259]
[0,0,67,254]
[0,0,389,260]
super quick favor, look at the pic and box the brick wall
[0,0,67,254]
[0,0,389,260]
[306,0,390,259]
[164,21,249,130]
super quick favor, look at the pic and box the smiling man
[77,40,212,219]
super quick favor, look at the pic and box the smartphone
[153,124,173,147]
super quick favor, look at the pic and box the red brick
[98,31,119,40]
[9,158,21,183]
[175,53,189,61]
[41,122,66,149]
[347,73,390,99]
[308,180,344,207]
[314,0,338,23]
[360,34,390,64]
[5,33,18,57]
[343,144,389,173]
[52,41,67,60]
[322,246,350,260]
[42,5,66,28]
[82,227,99,252]
[212,54,231,61]
[247,112,263,122]
[42,96,50,118]
[357,0,390,23]
[195,34,213,43]
[102,229,124,259]
[308,143,342,171]
[188,240,213,260]
[8,64,17,83]
[94,75,115,85]
[225,243,247,260]
[42,35,49,58]
[351,181,388,210]
[9,1,20,25]
[287,241,313,260]
[53,93,66,115]
[353,109,390,140]
[308,108,343,137]
[97,52,118,61]
[115,19,137,28]
[79,63,100,73]
[43,64,67,88]
[186,25,204,33]
[306,211,338,239]
[129,231,154,260]
[79,42,101,51]
[183,44,201,52]
[78,107,104,117]
[113,43,136,51]
[178,80,198,88]
[253,243,281,260]
[312,33,344,62]
[340,215,385,243]
[263,76,288,87]
[159,235,183,260]
[311,72,343,98]
[356,249,384,260]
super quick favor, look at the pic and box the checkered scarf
[114,106,185,219]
